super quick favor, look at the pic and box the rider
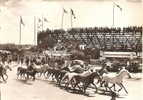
[27,61,35,72]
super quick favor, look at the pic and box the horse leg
[104,82,108,92]
[44,70,50,79]
[46,73,50,79]
[33,75,36,81]
[61,75,68,85]
[1,74,6,82]
[100,81,105,87]
[77,83,83,91]
[110,84,116,91]
[73,81,79,90]
[27,74,29,80]
[113,84,116,91]
[44,71,47,78]
[120,83,128,94]
[20,73,23,79]
[39,71,42,77]
[51,74,55,81]
[65,81,70,89]
[3,73,8,81]
[92,82,98,93]
[117,83,123,93]
[17,72,20,79]
[83,85,87,94]
[104,82,112,92]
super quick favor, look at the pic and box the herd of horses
[15,61,132,95]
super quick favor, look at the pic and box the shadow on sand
[15,79,33,85]
[57,85,96,97]
[97,88,126,98]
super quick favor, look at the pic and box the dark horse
[71,72,101,94]
[17,67,37,81]
[0,64,12,82]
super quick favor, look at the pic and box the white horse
[101,67,131,94]
[61,69,93,88]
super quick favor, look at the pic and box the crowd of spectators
[38,26,142,52]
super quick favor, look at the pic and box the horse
[34,64,49,77]
[101,67,131,94]
[60,72,79,88]
[17,67,37,81]
[0,64,12,82]
[26,69,37,81]
[60,64,108,88]
[17,67,28,79]
[68,64,85,73]
[71,71,101,93]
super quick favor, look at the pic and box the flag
[20,16,25,26]
[63,8,68,13]
[114,3,122,11]
[38,18,42,22]
[44,18,48,22]
[71,9,76,19]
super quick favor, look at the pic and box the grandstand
[37,26,142,55]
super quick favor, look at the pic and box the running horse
[17,65,37,81]
[101,67,131,94]
[71,71,101,93]
[0,64,12,82]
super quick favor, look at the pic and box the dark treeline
[0,44,33,52]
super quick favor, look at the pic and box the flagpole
[42,15,44,31]
[19,16,21,45]
[61,10,64,29]
[71,11,73,28]
[113,3,115,27]
[34,16,36,45]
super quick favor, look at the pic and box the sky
[0,0,143,45]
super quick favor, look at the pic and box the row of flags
[19,8,77,29]
[20,16,49,30]
[1,3,122,45]
[38,17,48,23]
[19,3,122,27]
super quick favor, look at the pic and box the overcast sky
[0,0,142,44]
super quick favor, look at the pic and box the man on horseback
[27,61,35,72]
[26,61,37,81]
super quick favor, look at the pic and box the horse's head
[97,67,109,76]
[100,68,108,75]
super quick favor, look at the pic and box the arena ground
[0,63,143,100]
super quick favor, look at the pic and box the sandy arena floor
[0,63,143,100]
